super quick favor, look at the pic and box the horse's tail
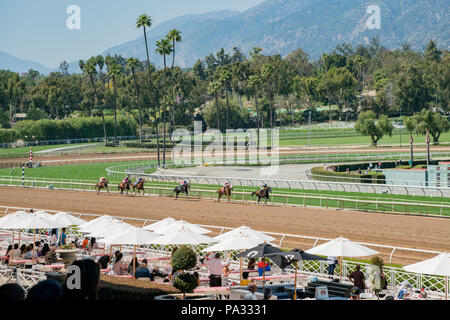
[251,191,256,196]
[173,187,178,192]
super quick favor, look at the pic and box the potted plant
[56,245,81,266]
[367,256,386,298]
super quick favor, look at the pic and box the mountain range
[1,0,449,74]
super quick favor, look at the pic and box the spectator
[81,237,89,249]
[244,284,258,300]
[44,246,57,265]
[204,252,230,287]
[27,279,62,301]
[58,228,67,246]
[134,262,152,280]
[247,258,256,270]
[4,245,12,263]
[40,244,51,259]
[74,237,81,249]
[97,255,110,270]
[112,252,128,275]
[19,244,26,256]
[194,272,201,287]
[348,264,366,292]
[62,259,100,301]
[0,283,26,301]
[127,256,140,275]
[7,244,21,262]
[263,287,272,300]
[240,272,251,286]
[350,286,360,300]
[397,281,412,299]
[326,256,338,277]
[150,266,168,281]
[23,244,35,260]
[50,230,57,247]
[257,258,271,276]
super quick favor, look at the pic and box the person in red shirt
[257,258,270,276]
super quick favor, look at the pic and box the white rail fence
[0,205,448,298]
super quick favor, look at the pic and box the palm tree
[83,57,107,143]
[219,69,232,129]
[126,58,144,142]
[156,38,173,165]
[404,116,416,167]
[208,81,221,131]
[106,58,122,144]
[136,14,160,166]
[167,29,182,69]
[248,74,262,144]
[261,63,274,128]
[96,55,105,85]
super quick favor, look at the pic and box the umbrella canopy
[99,227,161,245]
[203,231,266,252]
[1,214,64,229]
[143,217,176,232]
[50,212,86,226]
[87,220,134,238]
[305,237,379,257]
[0,211,28,228]
[78,215,114,231]
[157,220,211,235]
[79,217,121,234]
[235,243,283,259]
[403,253,450,276]
[149,227,216,245]
[214,225,275,243]
[266,248,327,269]
[34,210,55,220]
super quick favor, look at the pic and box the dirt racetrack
[1,187,449,265]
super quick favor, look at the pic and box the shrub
[310,167,385,184]
[0,129,17,144]
[173,273,198,294]
[171,245,197,271]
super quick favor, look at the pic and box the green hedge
[98,280,178,300]
[311,167,386,184]
[0,129,17,143]
[9,116,137,142]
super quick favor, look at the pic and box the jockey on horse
[134,176,143,187]
[96,177,109,194]
[252,183,271,204]
[132,176,145,195]
[218,180,233,202]
[174,180,190,199]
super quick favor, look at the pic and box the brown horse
[174,183,190,200]
[132,179,146,195]
[118,181,130,195]
[95,179,109,194]
[217,185,233,202]
[251,187,272,204]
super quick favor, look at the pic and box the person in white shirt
[204,252,231,287]
[327,256,338,277]
[244,284,258,300]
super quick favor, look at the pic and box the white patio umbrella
[403,253,450,300]
[78,215,114,232]
[214,225,275,243]
[79,217,121,234]
[204,231,267,252]
[306,237,379,282]
[149,226,216,245]
[0,211,28,260]
[87,220,134,238]
[157,220,211,235]
[50,212,86,226]
[34,210,55,220]
[99,227,161,276]
[143,217,176,232]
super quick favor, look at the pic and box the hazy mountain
[100,0,449,68]
[0,51,53,75]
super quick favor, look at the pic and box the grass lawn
[0,143,97,156]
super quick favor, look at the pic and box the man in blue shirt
[58,228,67,246]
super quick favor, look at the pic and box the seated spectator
[247,258,256,270]
[350,286,360,300]
[23,244,35,260]
[127,257,140,275]
[44,246,57,265]
[223,265,233,277]
[26,279,62,301]
[112,252,128,275]
[150,266,168,281]
[74,237,81,249]
[97,255,110,270]
[244,284,258,300]
[263,287,272,300]
[4,245,12,263]
[62,259,100,301]
[49,230,58,247]
[134,262,152,280]
[88,237,98,252]
[240,272,251,286]
[0,283,26,301]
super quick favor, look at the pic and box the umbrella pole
[11,230,14,260]
[294,261,298,300]
[109,245,113,264]
[133,245,136,278]
[263,260,266,291]
[446,275,448,300]
[339,256,342,283]
[239,257,243,285]
[33,229,36,264]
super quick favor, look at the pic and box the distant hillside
[101,0,450,68]
[0,51,52,75]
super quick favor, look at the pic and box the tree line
[0,13,449,166]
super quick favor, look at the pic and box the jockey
[223,180,231,189]
[180,180,187,186]
[261,183,268,190]
[134,176,143,186]
[99,177,106,183]
[123,176,129,184]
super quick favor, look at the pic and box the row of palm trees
[78,14,182,167]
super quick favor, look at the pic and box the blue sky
[0,0,264,68]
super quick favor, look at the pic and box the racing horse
[118,181,130,195]
[174,182,190,200]
[251,186,272,204]
[217,185,233,202]
[132,179,146,195]
[95,179,109,195]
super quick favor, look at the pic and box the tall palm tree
[106,58,122,144]
[167,29,182,69]
[136,14,160,166]
[219,69,232,130]
[83,57,107,143]
[96,55,105,85]
[261,63,274,128]
[248,74,262,145]
[208,81,221,131]
[156,38,173,165]
[404,116,416,167]
[126,57,144,142]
